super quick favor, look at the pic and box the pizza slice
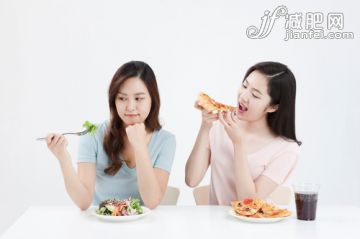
[267,209,291,218]
[197,92,236,114]
[258,202,284,217]
[231,198,265,216]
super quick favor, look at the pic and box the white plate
[91,206,151,222]
[228,209,291,223]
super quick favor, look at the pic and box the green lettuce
[130,198,143,214]
[83,121,99,135]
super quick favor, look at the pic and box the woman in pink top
[185,61,301,205]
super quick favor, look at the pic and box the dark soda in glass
[295,192,318,220]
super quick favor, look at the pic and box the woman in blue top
[45,61,176,210]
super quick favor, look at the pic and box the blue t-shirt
[77,121,176,205]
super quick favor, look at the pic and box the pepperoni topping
[243,198,253,205]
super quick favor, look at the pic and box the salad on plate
[95,198,144,216]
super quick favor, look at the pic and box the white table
[2,205,360,239]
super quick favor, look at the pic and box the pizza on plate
[231,198,291,218]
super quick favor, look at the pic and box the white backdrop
[1,0,359,234]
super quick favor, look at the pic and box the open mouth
[238,103,248,113]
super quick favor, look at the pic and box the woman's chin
[235,112,245,120]
[124,119,143,126]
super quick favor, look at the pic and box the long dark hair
[103,61,162,175]
[243,61,301,146]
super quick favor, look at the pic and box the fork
[36,129,89,141]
